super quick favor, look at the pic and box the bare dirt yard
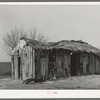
[0,74,100,89]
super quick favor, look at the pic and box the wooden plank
[58,51,62,78]
[93,55,96,74]
[11,55,14,79]
[27,46,30,78]
[83,54,87,75]
[56,50,61,78]
[40,50,49,80]
[27,46,32,78]
[98,58,100,74]
[45,51,48,80]
[80,54,83,75]
[29,47,32,78]
[21,47,26,80]
[40,55,45,80]
[96,57,99,74]
[35,49,41,79]
[86,54,88,74]
[40,50,48,80]
[91,55,94,74]
[96,57,100,74]
[68,54,71,76]
[89,54,94,74]
[23,46,33,79]
[22,47,26,80]
[25,46,29,79]
[32,49,35,78]
[36,50,38,79]
[14,56,18,79]
[28,46,32,78]
[89,55,92,74]
[64,54,67,77]
[22,46,30,80]
[64,53,71,77]
[21,49,23,80]
[14,56,16,79]
[83,54,90,75]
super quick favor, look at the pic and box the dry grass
[0,74,100,89]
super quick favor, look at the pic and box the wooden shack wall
[88,54,96,74]
[79,53,100,75]
[22,46,35,80]
[12,50,22,79]
[35,50,48,80]
[12,47,100,80]
[45,53,49,80]
[82,54,89,75]
[56,50,71,78]
[12,46,36,80]
[96,57,100,74]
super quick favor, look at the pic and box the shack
[11,37,100,80]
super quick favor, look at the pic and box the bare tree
[29,28,48,43]
[3,27,48,55]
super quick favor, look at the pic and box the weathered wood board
[14,56,18,79]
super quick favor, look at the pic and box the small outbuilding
[11,37,100,80]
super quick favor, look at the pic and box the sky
[0,4,100,62]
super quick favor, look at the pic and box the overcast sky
[0,5,100,62]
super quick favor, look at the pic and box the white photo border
[0,2,100,98]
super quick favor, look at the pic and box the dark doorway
[71,53,79,76]
[18,57,21,79]
[49,50,56,62]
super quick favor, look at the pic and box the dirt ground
[0,74,100,89]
